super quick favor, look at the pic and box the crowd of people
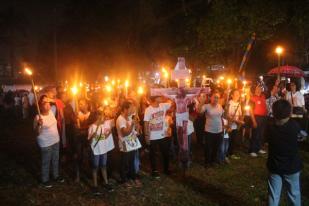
[0,77,306,206]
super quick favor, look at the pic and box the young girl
[88,106,115,195]
[219,118,230,164]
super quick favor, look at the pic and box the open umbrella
[267,66,305,78]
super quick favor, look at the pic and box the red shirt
[251,95,267,116]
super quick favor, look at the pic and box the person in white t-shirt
[33,95,64,188]
[226,89,244,160]
[144,96,171,178]
[286,81,307,130]
[199,91,224,167]
[116,101,142,187]
[88,107,115,195]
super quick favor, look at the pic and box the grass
[0,120,308,206]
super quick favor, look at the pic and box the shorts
[91,153,107,169]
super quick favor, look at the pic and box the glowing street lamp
[275,46,284,80]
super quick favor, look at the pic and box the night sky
[1,0,308,82]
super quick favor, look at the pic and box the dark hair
[121,101,132,112]
[272,99,291,120]
[149,96,160,102]
[290,81,300,91]
[38,95,48,106]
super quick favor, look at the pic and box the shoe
[104,184,114,192]
[40,181,53,188]
[230,155,240,160]
[134,179,142,188]
[92,187,102,195]
[250,152,258,157]
[124,181,134,188]
[224,157,231,164]
[258,149,267,154]
[54,176,65,183]
[152,171,160,179]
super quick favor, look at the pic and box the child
[219,118,230,164]
[88,107,115,195]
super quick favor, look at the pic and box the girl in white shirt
[88,107,114,194]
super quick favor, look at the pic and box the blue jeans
[40,142,60,183]
[91,153,107,169]
[219,138,229,162]
[250,115,266,153]
[268,172,301,206]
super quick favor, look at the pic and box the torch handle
[75,97,80,128]
[31,78,41,117]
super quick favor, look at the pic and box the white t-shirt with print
[227,100,242,130]
[34,111,60,148]
[201,104,224,133]
[144,103,171,140]
[116,115,138,152]
[88,120,115,155]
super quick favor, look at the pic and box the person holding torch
[34,95,64,188]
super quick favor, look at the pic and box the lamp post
[275,46,284,81]
[24,68,41,116]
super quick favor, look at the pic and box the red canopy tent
[267,66,305,78]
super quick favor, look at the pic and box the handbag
[122,133,142,152]
[290,92,304,116]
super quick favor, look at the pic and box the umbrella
[267,66,305,78]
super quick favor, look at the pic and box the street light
[275,46,284,80]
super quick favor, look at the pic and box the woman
[226,89,243,160]
[34,95,64,188]
[200,91,224,167]
[266,99,302,206]
[286,81,306,130]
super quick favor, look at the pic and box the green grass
[0,121,308,206]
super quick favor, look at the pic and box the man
[266,99,302,206]
[144,96,171,178]
[266,85,280,118]
[250,85,267,157]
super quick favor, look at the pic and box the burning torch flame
[25,68,33,76]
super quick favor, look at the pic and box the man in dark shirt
[266,99,302,206]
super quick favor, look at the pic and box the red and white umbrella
[267,66,304,78]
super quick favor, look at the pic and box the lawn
[0,120,308,206]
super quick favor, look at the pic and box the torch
[71,86,80,128]
[125,80,129,98]
[24,68,41,117]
